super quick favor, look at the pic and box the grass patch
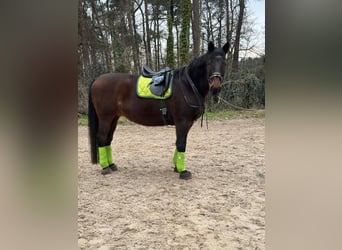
[78,115,88,126]
[78,110,265,126]
[117,117,135,125]
[78,115,135,126]
[206,109,265,120]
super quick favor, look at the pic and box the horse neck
[187,58,209,97]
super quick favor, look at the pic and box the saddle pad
[136,75,172,99]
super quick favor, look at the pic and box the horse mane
[186,54,208,96]
[188,56,206,71]
[171,51,213,97]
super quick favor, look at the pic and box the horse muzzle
[209,72,222,95]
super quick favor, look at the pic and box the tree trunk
[225,0,232,74]
[127,1,137,73]
[166,0,175,68]
[175,22,179,67]
[90,0,110,72]
[156,5,160,69]
[132,2,141,74]
[144,0,152,66]
[153,16,157,69]
[232,0,245,73]
[179,0,191,66]
[78,0,90,81]
[135,0,147,68]
[152,4,158,69]
[192,0,200,58]
[204,0,214,42]
[218,0,224,48]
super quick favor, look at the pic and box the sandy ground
[78,118,265,250]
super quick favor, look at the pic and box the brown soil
[78,119,265,250]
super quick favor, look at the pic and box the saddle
[142,65,171,77]
[141,65,172,96]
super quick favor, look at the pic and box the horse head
[206,41,229,96]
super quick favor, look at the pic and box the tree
[224,0,233,74]
[129,0,141,73]
[179,0,191,66]
[144,0,152,66]
[192,0,200,58]
[77,0,265,113]
[78,0,91,81]
[166,0,175,68]
[232,0,245,73]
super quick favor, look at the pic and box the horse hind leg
[97,116,118,175]
[106,117,119,172]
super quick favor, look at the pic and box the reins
[179,66,208,128]
[179,67,225,129]
[181,66,205,110]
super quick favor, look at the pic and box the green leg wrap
[98,146,109,168]
[175,151,186,172]
[173,148,178,166]
[105,145,113,165]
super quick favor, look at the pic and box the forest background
[78,0,265,114]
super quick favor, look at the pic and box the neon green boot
[173,148,178,167]
[173,150,192,179]
[98,146,111,175]
[175,151,186,172]
[105,145,113,165]
[105,145,117,171]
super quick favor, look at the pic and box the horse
[88,41,229,179]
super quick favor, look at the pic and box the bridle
[180,67,223,107]
[209,72,223,82]
[180,67,224,128]
[208,72,223,89]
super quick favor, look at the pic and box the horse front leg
[174,122,193,179]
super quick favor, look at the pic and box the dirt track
[78,118,265,249]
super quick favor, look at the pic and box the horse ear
[208,41,215,52]
[222,42,229,54]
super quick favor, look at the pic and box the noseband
[209,72,223,88]
[209,72,223,81]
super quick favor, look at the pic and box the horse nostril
[209,76,222,89]
[210,86,221,96]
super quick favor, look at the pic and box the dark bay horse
[88,41,228,179]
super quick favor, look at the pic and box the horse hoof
[101,167,112,175]
[179,170,192,180]
[109,163,118,171]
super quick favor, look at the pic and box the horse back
[92,72,137,91]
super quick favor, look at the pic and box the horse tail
[88,79,98,164]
